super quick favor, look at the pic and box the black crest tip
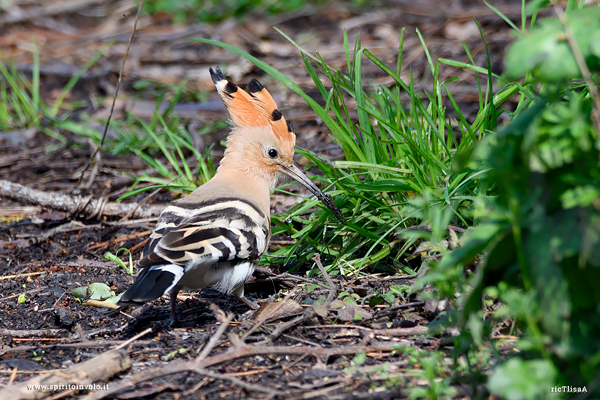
[209,66,226,84]
[247,79,264,93]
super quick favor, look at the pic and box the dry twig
[114,327,152,350]
[0,180,165,220]
[195,304,234,362]
[0,271,45,280]
[0,329,69,339]
[77,0,145,190]
[312,254,337,306]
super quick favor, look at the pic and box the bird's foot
[167,311,180,327]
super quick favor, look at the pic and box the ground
[0,1,519,398]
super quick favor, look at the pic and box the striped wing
[139,197,270,270]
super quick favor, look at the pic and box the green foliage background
[426,4,600,398]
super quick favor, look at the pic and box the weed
[0,43,109,146]
[423,2,600,397]
[104,248,136,275]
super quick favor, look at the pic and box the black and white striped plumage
[118,185,270,322]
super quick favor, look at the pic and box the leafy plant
[87,282,116,301]
[311,292,372,321]
[394,347,457,400]
[424,3,600,397]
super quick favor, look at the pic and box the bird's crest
[209,67,295,143]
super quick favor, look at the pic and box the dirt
[0,0,522,398]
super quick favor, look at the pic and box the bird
[118,66,345,325]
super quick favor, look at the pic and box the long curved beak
[281,164,345,224]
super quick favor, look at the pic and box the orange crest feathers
[209,67,295,142]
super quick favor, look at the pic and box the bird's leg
[233,284,259,310]
[168,288,180,326]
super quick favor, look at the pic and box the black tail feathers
[118,265,183,305]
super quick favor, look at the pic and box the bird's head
[210,67,345,224]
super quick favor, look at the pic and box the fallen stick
[377,325,430,337]
[81,300,120,309]
[84,230,152,251]
[0,180,165,220]
[0,349,131,400]
[0,340,155,356]
[0,329,69,339]
[312,254,337,306]
[0,272,45,280]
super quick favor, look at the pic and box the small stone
[54,306,74,329]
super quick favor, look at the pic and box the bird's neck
[212,163,273,216]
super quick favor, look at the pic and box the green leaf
[488,358,558,400]
[71,286,88,299]
[560,185,599,209]
[436,223,502,270]
[312,302,328,318]
[504,7,600,81]
[87,283,115,301]
[104,293,123,305]
[353,351,367,365]
[368,296,384,307]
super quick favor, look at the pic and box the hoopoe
[118,67,344,325]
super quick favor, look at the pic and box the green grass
[192,25,519,277]
[115,112,219,199]
[0,43,109,147]
[0,45,217,195]
[62,93,221,197]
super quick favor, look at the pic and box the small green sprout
[105,247,135,275]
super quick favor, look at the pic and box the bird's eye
[268,149,278,158]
